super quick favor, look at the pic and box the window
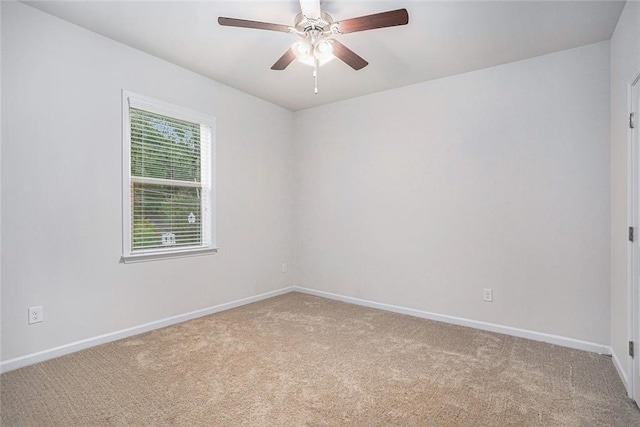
[122,91,216,262]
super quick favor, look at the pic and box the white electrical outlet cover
[28,306,43,324]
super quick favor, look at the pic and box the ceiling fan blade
[299,0,321,19]
[271,48,297,70]
[337,9,409,34]
[331,40,368,70]
[218,17,291,33]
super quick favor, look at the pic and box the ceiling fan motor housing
[294,12,334,33]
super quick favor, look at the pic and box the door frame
[628,70,640,402]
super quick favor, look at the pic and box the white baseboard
[611,349,630,396]
[292,286,611,355]
[0,287,295,374]
[0,285,614,375]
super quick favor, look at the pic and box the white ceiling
[25,1,625,111]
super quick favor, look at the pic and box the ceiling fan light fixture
[292,38,335,67]
[292,40,312,65]
[315,39,333,55]
[292,40,314,66]
[292,40,311,57]
[313,39,335,66]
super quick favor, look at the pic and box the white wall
[0,1,618,369]
[294,42,611,346]
[610,1,640,383]
[0,0,4,363]
[1,2,294,362]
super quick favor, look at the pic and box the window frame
[121,90,217,263]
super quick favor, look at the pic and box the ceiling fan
[218,0,409,93]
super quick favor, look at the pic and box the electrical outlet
[28,306,43,324]
[281,263,288,273]
[483,289,493,302]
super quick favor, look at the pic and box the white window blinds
[122,92,215,261]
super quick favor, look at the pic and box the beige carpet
[1,292,638,426]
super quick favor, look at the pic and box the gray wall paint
[610,1,640,380]
[294,42,611,346]
[1,2,295,361]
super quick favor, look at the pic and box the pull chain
[313,58,319,94]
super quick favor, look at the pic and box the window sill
[121,247,218,264]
